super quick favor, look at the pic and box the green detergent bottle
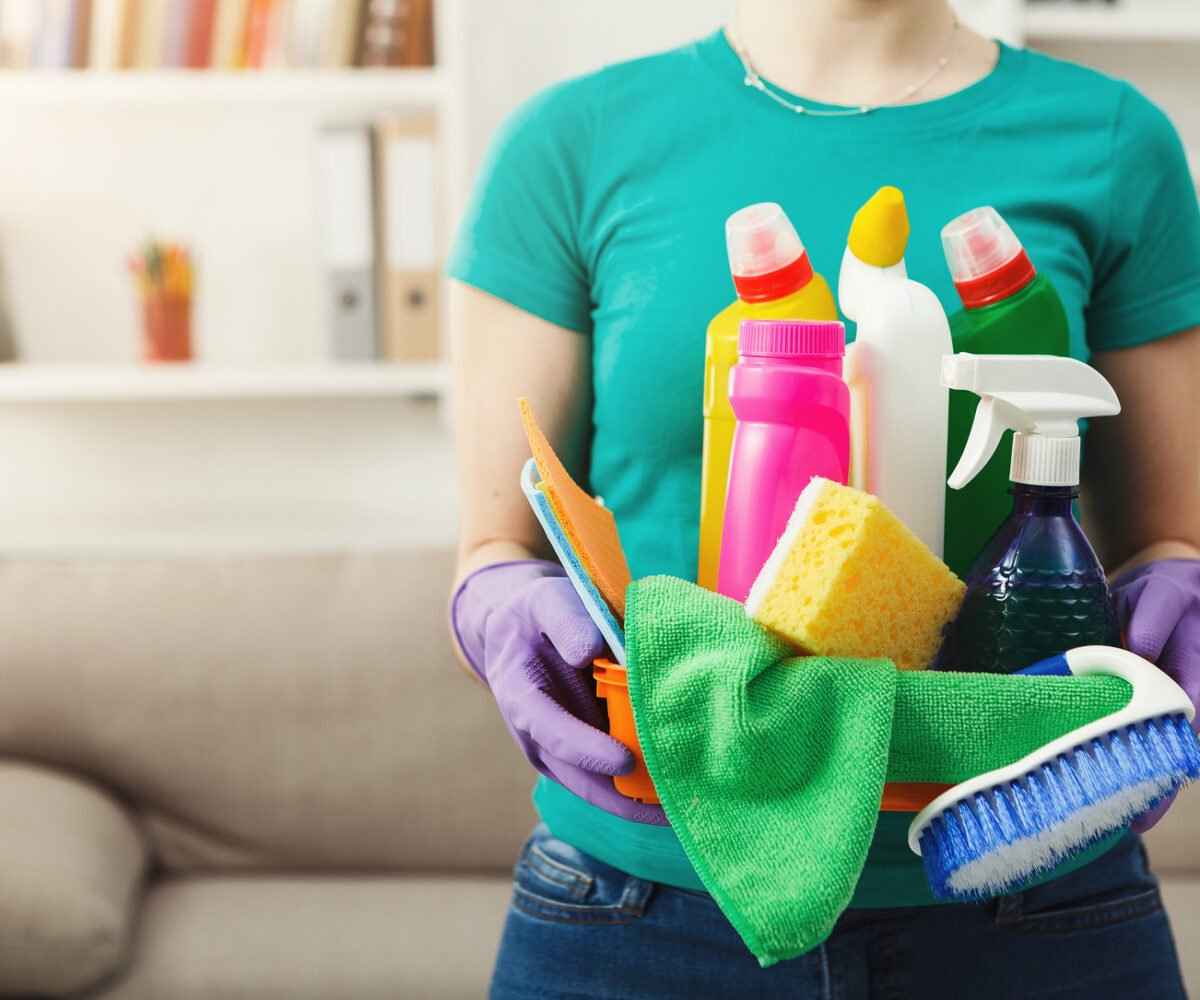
[940,207,1070,578]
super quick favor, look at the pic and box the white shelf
[0,363,448,402]
[1024,2,1200,41]
[0,68,446,105]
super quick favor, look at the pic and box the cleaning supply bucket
[879,782,951,812]
[596,651,942,811]
[593,658,660,804]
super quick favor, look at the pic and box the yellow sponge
[745,478,964,670]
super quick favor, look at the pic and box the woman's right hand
[451,559,667,825]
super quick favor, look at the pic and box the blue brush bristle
[920,715,1200,901]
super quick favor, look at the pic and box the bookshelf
[0,0,466,405]
[0,1,466,556]
[0,363,448,403]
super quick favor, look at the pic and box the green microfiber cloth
[625,576,1131,967]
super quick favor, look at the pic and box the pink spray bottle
[717,320,851,602]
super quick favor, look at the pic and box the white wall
[0,396,458,553]
[460,1,728,176]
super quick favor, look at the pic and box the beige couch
[0,550,535,999]
[0,550,1195,997]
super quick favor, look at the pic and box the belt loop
[819,940,832,1000]
[619,876,654,916]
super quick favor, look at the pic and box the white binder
[314,125,378,361]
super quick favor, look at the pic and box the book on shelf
[116,0,140,68]
[90,0,124,68]
[210,0,248,66]
[32,1,74,68]
[0,0,39,67]
[241,0,287,68]
[360,0,433,68]
[0,0,437,70]
[283,0,328,67]
[159,0,217,67]
[322,0,362,68]
[183,0,216,67]
[135,0,167,68]
[70,0,94,68]
[163,0,187,64]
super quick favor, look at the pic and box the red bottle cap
[732,253,815,303]
[726,202,816,303]
[941,206,1037,309]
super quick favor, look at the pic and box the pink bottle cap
[738,320,845,359]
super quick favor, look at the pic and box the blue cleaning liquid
[936,484,1119,674]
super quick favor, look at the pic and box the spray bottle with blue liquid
[935,353,1122,674]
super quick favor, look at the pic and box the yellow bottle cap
[847,186,910,268]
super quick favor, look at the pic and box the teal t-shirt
[449,31,1200,907]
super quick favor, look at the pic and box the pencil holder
[141,294,192,362]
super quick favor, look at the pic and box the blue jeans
[490,824,1187,999]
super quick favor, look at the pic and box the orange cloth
[519,398,632,621]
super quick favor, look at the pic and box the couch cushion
[96,873,513,1000]
[0,761,146,998]
[0,550,536,872]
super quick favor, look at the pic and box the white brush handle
[908,646,1194,855]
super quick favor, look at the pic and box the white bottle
[838,186,953,557]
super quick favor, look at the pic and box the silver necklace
[727,16,960,118]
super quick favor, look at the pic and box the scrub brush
[909,645,1200,901]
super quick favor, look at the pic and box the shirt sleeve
[447,77,597,334]
[1086,84,1200,351]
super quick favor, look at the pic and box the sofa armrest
[0,760,148,998]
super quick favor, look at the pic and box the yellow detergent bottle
[697,203,838,590]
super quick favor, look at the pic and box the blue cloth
[450,29,1200,908]
[490,825,1186,999]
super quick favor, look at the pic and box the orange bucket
[593,657,945,812]
[593,658,659,804]
[879,781,951,812]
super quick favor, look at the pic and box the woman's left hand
[1112,558,1200,832]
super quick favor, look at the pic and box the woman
[448,1,1200,996]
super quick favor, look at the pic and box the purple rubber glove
[451,559,666,825]
[1112,558,1200,833]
